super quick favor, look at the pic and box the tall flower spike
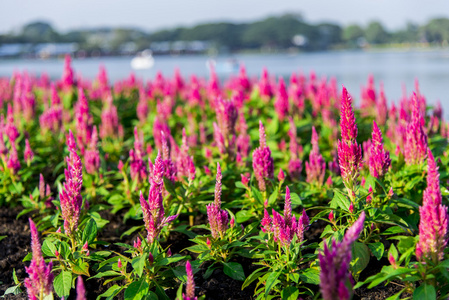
[404,93,428,165]
[252,121,274,192]
[306,127,326,185]
[337,87,362,195]
[319,212,365,300]
[76,276,86,300]
[60,130,84,235]
[183,261,198,300]
[207,163,229,239]
[25,219,54,300]
[416,149,448,263]
[368,121,391,178]
[140,187,178,244]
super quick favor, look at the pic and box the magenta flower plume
[274,77,289,120]
[60,130,84,235]
[215,97,238,138]
[76,276,86,300]
[161,132,177,183]
[319,212,365,300]
[416,149,448,263]
[176,128,196,181]
[75,88,94,154]
[84,126,100,175]
[288,117,302,179]
[140,185,178,244]
[368,121,391,178]
[183,261,198,300]
[252,121,274,192]
[404,93,428,165]
[100,93,123,139]
[24,138,34,165]
[61,54,74,90]
[25,219,54,300]
[129,127,147,183]
[337,87,362,193]
[207,163,229,239]
[306,127,326,186]
[7,143,20,174]
[261,187,309,246]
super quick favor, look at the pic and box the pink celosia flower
[7,143,20,174]
[61,55,74,90]
[368,121,391,178]
[84,127,100,174]
[376,84,388,126]
[183,261,197,300]
[337,87,362,193]
[129,127,147,183]
[100,93,123,139]
[416,149,448,263]
[60,130,84,235]
[207,163,229,239]
[274,77,289,120]
[404,93,428,165]
[252,121,274,192]
[25,219,54,300]
[261,187,309,246]
[5,104,19,143]
[76,276,86,300]
[75,88,94,154]
[161,132,177,183]
[176,129,195,181]
[306,127,326,186]
[319,212,365,300]
[139,184,178,243]
[259,68,273,102]
[288,117,302,179]
[24,139,34,165]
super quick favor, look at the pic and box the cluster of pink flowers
[176,129,196,182]
[319,212,365,300]
[252,121,274,192]
[261,187,309,246]
[274,77,289,120]
[207,163,229,239]
[60,130,84,235]
[129,127,148,183]
[25,219,54,300]
[416,149,448,263]
[305,126,326,186]
[337,87,362,193]
[288,117,303,180]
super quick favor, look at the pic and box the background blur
[1,0,449,112]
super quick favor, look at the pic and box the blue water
[1,50,449,116]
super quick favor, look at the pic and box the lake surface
[1,50,449,116]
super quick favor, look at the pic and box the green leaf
[265,271,281,297]
[397,237,415,254]
[330,190,350,211]
[388,244,398,261]
[268,189,278,206]
[223,262,245,281]
[382,226,405,235]
[154,255,185,267]
[385,289,405,300]
[242,268,267,290]
[281,286,299,300]
[82,218,98,245]
[0,235,6,242]
[235,181,247,189]
[289,192,302,206]
[124,278,149,300]
[53,271,72,298]
[351,242,370,281]
[42,239,57,257]
[132,255,147,277]
[236,210,254,223]
[3,285,22,296]
[413,283,436,300]
[71,261,90,276]
[299,269,320,284]
[97,284,123,300]
[368,242,385,261]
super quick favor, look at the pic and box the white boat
[131,50,155,70]
[206,58,239,74]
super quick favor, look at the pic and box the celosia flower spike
[25,219,54,300]
[404,93,428,165]
[368,121,391,178]
[183,261,198,300]
[416,149,448,263]
[207,164,229,239]
[214,162,222,207]
[319,212,365,300]
[252,121,274,192]
[76,276,86,300]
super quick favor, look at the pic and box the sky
[1,0,448,33]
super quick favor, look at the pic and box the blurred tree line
[2,14,449,53]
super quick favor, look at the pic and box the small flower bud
[204,166,211,176]
[264,199,268,207]
[388,187,394,197]
[388,253,397,269]
[206,238,211,249]
[55,250,60,258]
[278,169,285,182]
[167,248,172,257]
[56,227,61,233]
[117,258,122,269]
[329,210,334,223]
[148,252,154,264]
[241,174,249,187]
[118,160,124,171]
[349,202,354,214]
[361,177,366,187]
[230,217,235,228]
[326,175,333,187]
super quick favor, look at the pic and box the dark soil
[0,206,412,300]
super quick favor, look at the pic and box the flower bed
[0,56,448,300]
